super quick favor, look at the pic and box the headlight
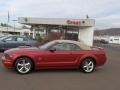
[4,53,13,59]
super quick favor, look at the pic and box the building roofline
[18,17,95,27]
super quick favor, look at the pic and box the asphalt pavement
[0,45,120,90]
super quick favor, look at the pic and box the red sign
[66,20,80,25]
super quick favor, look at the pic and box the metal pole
[12,20,17,33]
[7,11,9,32]
[14,21,15,32]
[7,19,9,32]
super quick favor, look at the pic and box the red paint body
[2,46,106,69]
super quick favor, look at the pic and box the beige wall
[78,27,94,46]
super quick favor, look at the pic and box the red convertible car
[2,40,106,74]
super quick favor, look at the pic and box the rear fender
[78,54,97,66]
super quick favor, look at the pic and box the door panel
[0,41,5,51]
[3,36,17,50]
[4,41,16,50]
[39,50,77,67]
[71,51,84,64]
[38,42,83,68]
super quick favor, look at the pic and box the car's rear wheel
[80,58,95,73]
[15,57,33,74]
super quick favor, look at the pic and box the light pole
[12,20,17,32]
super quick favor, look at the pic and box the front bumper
[1,56,13,68]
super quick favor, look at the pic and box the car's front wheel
[80,58,95,73]
[15,57,33,74]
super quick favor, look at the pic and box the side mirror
[49,48,56,52]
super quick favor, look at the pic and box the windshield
[39,41,56,50]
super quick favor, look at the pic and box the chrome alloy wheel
[81,59,95,73]
[15,57,32,74]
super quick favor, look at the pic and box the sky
[0,0,120,29]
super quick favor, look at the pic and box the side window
[51,43,66,50]
[69,43,81,50]
[4,36,17,42]
[64,43,80,50]
[17,36,28,41]
[17,37,24,41]
[50,43,80,51]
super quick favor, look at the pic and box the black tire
[80,58,95,73]
[15,57,33,75]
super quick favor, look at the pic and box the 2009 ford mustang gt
[2,40,106,74]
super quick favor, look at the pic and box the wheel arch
[80,56,97,66]
[13,56,35,69]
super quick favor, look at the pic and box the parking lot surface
[0,45,120,90]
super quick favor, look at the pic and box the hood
[4,46,40,54]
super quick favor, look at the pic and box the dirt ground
[0,44,120,90]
